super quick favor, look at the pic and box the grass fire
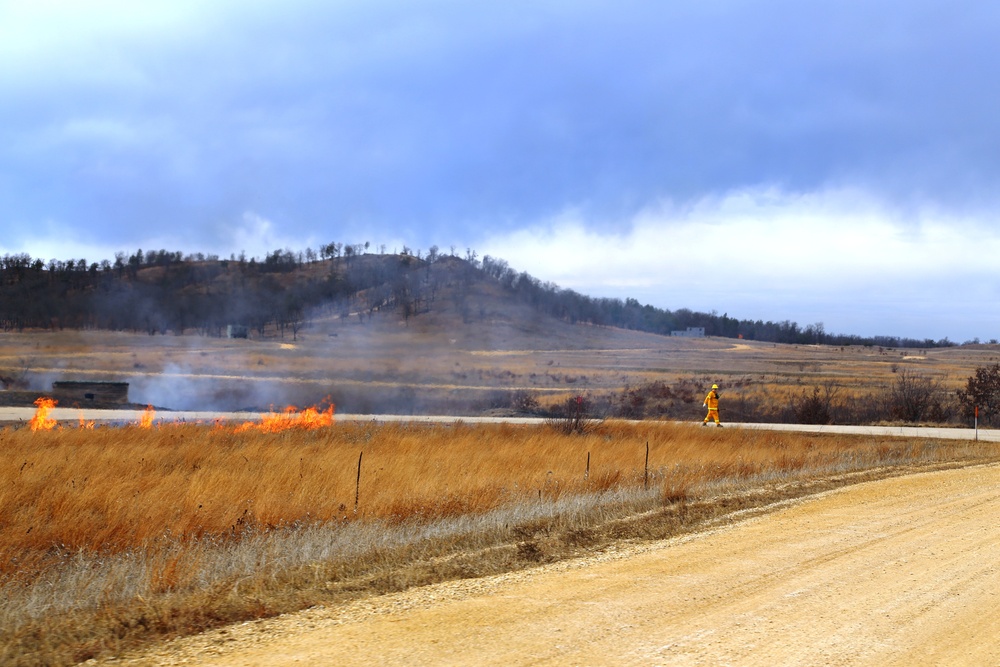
[28,397,57,431]
[23,398,336,433]
[233,403,335,433]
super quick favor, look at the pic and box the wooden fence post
[644,441,649,490]
[354,451,363,512]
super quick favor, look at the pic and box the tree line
[0,247,417,336]
[0,245,964,348]
[476,254,957,348]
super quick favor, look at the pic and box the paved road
[0,407,545,426]
[1,405,995,442]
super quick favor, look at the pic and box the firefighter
[702,383,722,427]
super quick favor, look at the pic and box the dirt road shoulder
[109,463,1000,666]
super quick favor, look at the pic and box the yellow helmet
[712,384,718,389]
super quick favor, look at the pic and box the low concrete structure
[227,324,249,339]
[671,327,706,337]
[52,381,129,406]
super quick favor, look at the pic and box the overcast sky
[2,0,998,342]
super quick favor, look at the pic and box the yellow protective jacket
[704,390,719,410]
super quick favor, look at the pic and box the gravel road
[106,463,1000,666]
[3,405,998,442]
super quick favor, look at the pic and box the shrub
[510,390,541,414]
[887,369,944,423]
[795,387,832,424]
[957,363,1000,425]
[549,394,595,433]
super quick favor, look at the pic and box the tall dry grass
[1,419,996,665]
[2,420,930,565]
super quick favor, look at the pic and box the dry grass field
[3,416,1000,665]
[3,324,1000,665]
[2,320,998,417]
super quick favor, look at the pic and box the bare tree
[958,363,1000,425]
[794,383,840,424]
[888,369,942,423]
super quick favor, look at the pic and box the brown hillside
[0,253,995,419]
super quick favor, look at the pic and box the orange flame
[30,397,58,431]
[78,412,95,429]
[234,404,335,433]
[139,405,156,428]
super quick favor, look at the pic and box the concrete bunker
[52,381,130,406]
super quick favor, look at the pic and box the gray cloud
[2,0,999,338]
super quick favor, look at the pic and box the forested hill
[0,247,950,348]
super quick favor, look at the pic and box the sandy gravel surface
[107,463,1000,666]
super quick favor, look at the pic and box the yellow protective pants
[703,408,720,424]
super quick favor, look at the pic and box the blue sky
[2,0,999,341]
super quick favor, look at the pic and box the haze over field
[2,1,998,341]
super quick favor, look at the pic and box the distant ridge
[0,248,953,348]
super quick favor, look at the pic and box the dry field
[1,323,998,416]
[3,327,1000,664]
[3,416,999,666]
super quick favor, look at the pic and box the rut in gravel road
[114,463,1000,667]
